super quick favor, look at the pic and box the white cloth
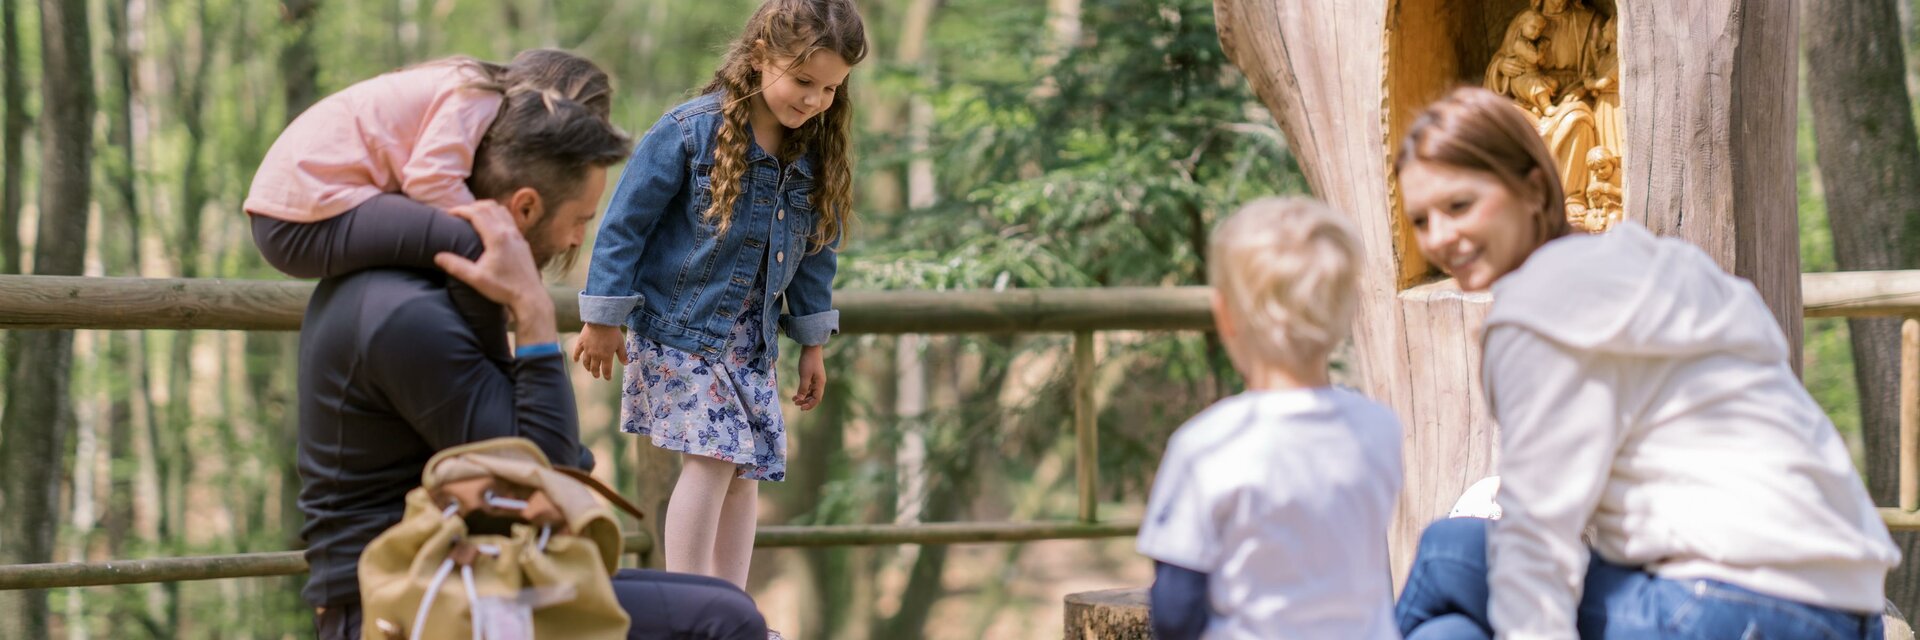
[1137,387,1404,640]
[1481,222,1899,639]
[1449,476,1504,520]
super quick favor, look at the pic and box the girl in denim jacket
[573,0,866,591]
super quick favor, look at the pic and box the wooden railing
[0,270,1917,590]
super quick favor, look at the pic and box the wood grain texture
[1620,0,1801,365]
[1393,283,1497,584]
[1218,0,1801,586]
[1213,0,1412,424]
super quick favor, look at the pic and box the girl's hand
[793,345,826,411]
[572,323,629,381]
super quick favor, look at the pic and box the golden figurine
[1486,0,1621,209]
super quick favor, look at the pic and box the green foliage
[847,0,1300,292]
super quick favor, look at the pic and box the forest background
[0,0,1913,638]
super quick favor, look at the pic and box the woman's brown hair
[702,0,868,253]
[1394,86,1572,246]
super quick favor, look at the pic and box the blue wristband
[514,341,562,359]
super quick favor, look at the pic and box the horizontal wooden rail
[1884,508,1920,533]
[0,270,1914,332]
[0,552,313,590]
[0,520,1137,590]
[0,275,1213,333]
[1802,271,1920,318]
[751,519,1137,548]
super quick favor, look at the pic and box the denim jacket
[580,93,839,360]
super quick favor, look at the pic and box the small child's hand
[572,323,629,381]
[793,345,826,411]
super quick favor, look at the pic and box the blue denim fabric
[581,93,840,361]
[1397,518,1883,640]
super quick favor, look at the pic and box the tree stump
[1063,587,1151,640]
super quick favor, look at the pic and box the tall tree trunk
[1804,0,1920,616]
[101,0,145,633]
[0,0,25,276]
[790,347,888,640]
[279,0,320,120]
[148,0,217,628]
[887,0,939,597]
[875,337,1013,639]
[894,336,927,528]
[398,0,419,62]
[172,0,211,282]
[860,0,938,216]
[788,349,853,639]
[277,0,320,595]
[0,0,94,635]
[67,351,99,640]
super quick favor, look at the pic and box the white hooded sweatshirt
[1479,222,1899,639]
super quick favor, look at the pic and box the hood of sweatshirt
[1481,222,1788,364]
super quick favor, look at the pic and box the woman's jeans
[1396,518,1883,639]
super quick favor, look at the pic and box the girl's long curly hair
[701,0,866,253]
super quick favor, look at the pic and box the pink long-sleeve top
[244,62,504,222]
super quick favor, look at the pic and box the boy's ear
[1210,289,1237,342]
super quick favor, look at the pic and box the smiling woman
[1394,87,1569,292]
[1391,86,1898,640]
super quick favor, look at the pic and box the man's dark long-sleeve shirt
[296,268,590,608]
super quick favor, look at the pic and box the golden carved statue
[1569,146,1622,232]
[1485,0,1623,223]
[1486,11,1559,118]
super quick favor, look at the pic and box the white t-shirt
[1136,387,1404,640]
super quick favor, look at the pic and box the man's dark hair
[471,87,630,275]
[469,71,632,206]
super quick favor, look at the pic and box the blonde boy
[1137,197,1405,640]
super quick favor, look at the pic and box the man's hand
[573,323,630,381]
[793,345,826,411]
[434,200,556,344]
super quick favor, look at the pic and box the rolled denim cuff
[578,292,641,327]
[779,309,840,346]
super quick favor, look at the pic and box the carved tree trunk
[1803,0,1920,617]
[0,0,93,635]
[1214,0,1799,583]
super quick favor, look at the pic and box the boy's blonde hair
[1208,197,1364,375]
